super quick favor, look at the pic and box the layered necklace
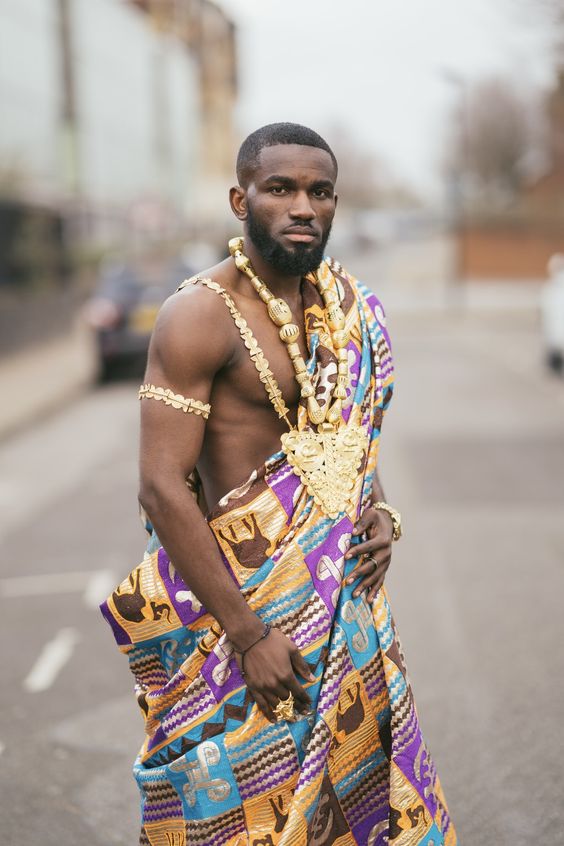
[228,237,366,518]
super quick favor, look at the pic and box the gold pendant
[280,425,367,519]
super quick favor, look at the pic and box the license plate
[130,305,158,334]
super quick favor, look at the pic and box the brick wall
[460,225,564,280]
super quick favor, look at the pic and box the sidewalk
[0,318,97,442]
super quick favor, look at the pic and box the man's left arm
[344,469,395,602]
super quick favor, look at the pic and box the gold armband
[371,501,402,541]
[138,384,211,419]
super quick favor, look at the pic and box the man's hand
[345,504,394,602]
[233,628,315,723]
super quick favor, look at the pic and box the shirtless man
[138,123,394,722]
[103,122,456,846]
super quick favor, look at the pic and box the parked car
[83,252,194,381]
[541,254,564,374]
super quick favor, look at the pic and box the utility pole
[56,0,80,200]
[439,68,468,309]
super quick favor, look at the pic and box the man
[101,123,456,846]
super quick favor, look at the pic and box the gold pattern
[273,692,295,722]
[177,276,292,426]
[227,237,368,518]
[138,384,211,419]
[229,236,352,428]
[371,501,403,541]
[281,426,366,518]
[177,246,369,518]
[267,298,292,325]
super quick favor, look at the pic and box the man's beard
[246,205,332,276]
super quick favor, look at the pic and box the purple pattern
[157,547,207,626]
[99,597,130,646]
[100,260,455,845]
[200,650,242,702]
[268,462,302,518]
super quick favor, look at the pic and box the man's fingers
[352,572,380,597]
[285,676,311,712]
[253,691,276,723]
[290,650,316,683]
[346,552,391,585]
[345,557,380,584]
[346,536,390,559]
[352,559,390,597]
[260,677,310,717]
[352,507,375,536]
[367,574,386,603]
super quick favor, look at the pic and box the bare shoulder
[148,263,237,384]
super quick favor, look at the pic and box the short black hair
[236,122,338,186]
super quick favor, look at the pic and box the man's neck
[242,237,303,300]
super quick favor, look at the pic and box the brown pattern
[251,836,275,846]
[111,568,173,626]
[129,651,170,687]
[231,735,299,796]
[306,772,350,845]
[142,778,183,820]
[207,469,270,522]
[335,681,365,740]
[269,793,290,833]
[319,639,352,691]
[185,805,246,845]
[328,262,357,317]
[389,686,412,730]
[339,758,389,824]
[276,592,331,641]
[111,569,147,623]
[217,512,274,568]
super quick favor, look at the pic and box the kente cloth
[100,258,456,846]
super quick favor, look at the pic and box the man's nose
[289,191,315,219]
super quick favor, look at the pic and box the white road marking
[83,570,118,609]
[23,627,81,693]
[0,569,116,606]
[0,740,5,756]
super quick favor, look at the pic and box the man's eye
[270,186,287,195]
[313,189,330,199]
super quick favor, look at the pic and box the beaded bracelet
[232,623,272,677]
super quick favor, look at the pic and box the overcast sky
[217,0,558,197]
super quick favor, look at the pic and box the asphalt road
[1,303,563,845]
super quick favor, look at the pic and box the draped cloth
[100,258,456,846]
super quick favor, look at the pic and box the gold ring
[273,692,295,722]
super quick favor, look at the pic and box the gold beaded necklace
[228,236,367,519]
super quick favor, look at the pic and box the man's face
[243,144,337,276]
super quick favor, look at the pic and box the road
[1,297,563,845]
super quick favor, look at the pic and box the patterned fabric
[100,258,456,846]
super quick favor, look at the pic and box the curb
[0,319,98,443]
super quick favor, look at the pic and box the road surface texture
[1,287,563,844]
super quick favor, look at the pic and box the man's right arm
[138,285,263,643]
[138,285,313,721]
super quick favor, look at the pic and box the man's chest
[219,296,312,416]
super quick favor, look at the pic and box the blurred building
[0,0,237,352]
[460,72,564,281]
[0,0,237,276]
[131,0,238,227]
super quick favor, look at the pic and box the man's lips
[283,228,318,243]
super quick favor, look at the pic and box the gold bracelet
[371,501,402,541]
[138,384,211,419]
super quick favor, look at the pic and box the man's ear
[229,185,247,220]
